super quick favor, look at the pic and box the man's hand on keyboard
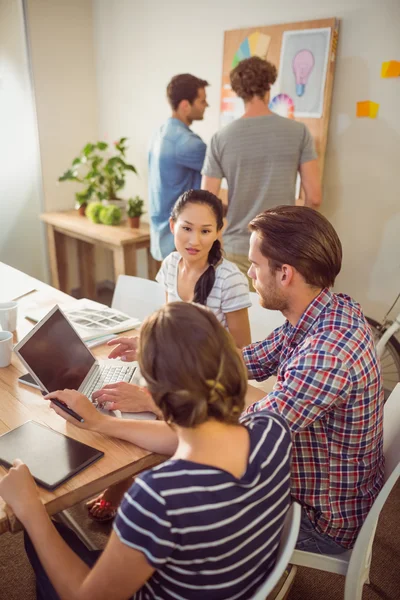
[92,382,162,418]
[107,336,138,361]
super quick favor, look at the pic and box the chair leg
[58,510,98,551]
[344,573,365,600]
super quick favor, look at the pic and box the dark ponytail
[171,190,224,306]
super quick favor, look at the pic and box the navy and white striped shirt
[114,411,291,600]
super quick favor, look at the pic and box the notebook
[0,421,104,490]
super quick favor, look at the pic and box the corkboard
[219,18,339,197]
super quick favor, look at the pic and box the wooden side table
[41,211,159,298]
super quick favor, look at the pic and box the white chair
[290,384,400,600]
[111,275,165,322]
[249,292,286,343]
[251,502,301,600]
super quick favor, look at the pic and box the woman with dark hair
[156,189,251,348]
[0,302,292,600]
[86,190,251,521]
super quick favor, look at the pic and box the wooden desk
[41,211,159,299]
[0,262,165,535]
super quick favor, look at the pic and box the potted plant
[127,196,145,228]
[58,137,137,216]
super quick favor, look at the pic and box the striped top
[156,252,251,328]
[114,410,291,600]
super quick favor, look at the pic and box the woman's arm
[226,308,251,348]
[0,462,154,600]
[45,390,178,456]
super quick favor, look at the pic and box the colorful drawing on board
[231,32,271,69]
[356,101,379,119]
[269,94,295,119]
[276,28,331,118]
[292,50,315,97]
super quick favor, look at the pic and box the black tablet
[0,421,104,490]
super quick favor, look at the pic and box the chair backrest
[345,386,400,586]
[382,383,400,479]
[111,275,165,322]
[248,292,286,343]
[251,502,301,600]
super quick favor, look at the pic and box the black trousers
[24,521,102,600]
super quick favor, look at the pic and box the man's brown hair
[230,57,277,102]
[249,206,342,289]
[167,74,209,110]
[138,302,247,428]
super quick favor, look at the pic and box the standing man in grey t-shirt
[201,57,321,279]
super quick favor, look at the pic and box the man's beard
[257,285,288,312]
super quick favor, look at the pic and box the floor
[0,481,399,599]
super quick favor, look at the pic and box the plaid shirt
[243,289,384,548]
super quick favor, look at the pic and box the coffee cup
[0,301,18,332]
[0,331,13,368]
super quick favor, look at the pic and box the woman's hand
[107,336,139,361]
[0,459,43,524]
[45,390,104,431]
[92,382,161,417]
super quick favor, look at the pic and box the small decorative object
[99,205,122,226]
[127,196,145,228]
[85,202,103,224]
[58,137,137,216]
[76,202,87,216]
[356,100,379,119]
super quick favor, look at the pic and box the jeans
[24,521,102,600]
[296,509,349,555]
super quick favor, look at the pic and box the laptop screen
[18,308,96,392]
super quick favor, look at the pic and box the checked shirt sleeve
[242,325,286,382]
[260,349,351,433]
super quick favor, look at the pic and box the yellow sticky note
[356,101,379,119]
[381,60,400,78]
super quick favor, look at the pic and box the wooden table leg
[147,248,161,281]
[46,225,68,292]
[77,240,96,299]
[113,245,137,279]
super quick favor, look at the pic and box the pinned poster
[381,60,400,78]
[356,101,379,119]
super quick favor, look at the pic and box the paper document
[24,299,141,341]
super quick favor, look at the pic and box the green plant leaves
[59,138,138,203]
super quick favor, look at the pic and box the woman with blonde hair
[0,302,291,600]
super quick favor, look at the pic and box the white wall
[24,0,114,285]
[0,0,46,279]
[25,0,99,213]
[93,0,400,320]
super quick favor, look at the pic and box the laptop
[14,305,138,402]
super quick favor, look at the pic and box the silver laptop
[14,305,139,402]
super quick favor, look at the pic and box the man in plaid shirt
[244,206,384,553]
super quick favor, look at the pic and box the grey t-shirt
[202,114,317,255]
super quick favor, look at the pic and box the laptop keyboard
[85,364,135,400]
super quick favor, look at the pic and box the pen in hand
[51,399,85,423]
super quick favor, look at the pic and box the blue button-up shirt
[148,118,207,261]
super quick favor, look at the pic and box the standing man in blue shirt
[148,74,209,262]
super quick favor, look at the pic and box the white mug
[0,301,18,332]
[0,331,13,368]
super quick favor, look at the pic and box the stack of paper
[24,299,141,342]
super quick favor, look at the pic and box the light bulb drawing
[292,49,315,97]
